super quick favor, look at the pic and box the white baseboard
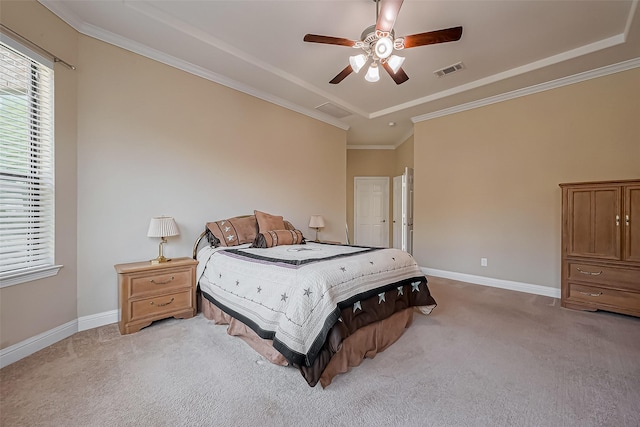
[421,267,561,299]
[0,310,118,369]
[78,309,119,331]
[0,319,77,368]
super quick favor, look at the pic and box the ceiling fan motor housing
[358,25,397,61]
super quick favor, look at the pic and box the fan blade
[304,34,356,47]
[376,0,404,33]
[329,65,354,84]
[381,62,409,85]
[401,26,463,49]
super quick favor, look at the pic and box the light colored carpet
[2,277,639,427]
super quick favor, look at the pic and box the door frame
[393,175,402,249]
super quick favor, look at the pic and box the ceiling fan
[303,0,462,85]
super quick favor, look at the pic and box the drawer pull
[150,276,174,285]
[576,268,602,276]
[150,297,174,307]
[578,291,602,297]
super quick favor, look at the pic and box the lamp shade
[365,63,380,82]
[349,54,367,73]
[147,216,179,238]
[387,55,405,74]
[309,215,325,229]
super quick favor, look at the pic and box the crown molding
[123,0,366,119]
[374,33,627,119]
[393,130,414,149]
[347,144,396,150]
[38,1,350,131]
[38,0,638,139]
[412,57,640,123]
[92,23,351,131]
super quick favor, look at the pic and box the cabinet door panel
[567,187,620,259]
[624,185,640,263]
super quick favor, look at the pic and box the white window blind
[0,40,57,285]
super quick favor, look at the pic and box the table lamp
[308,215,325,242]
[147,216,179,264]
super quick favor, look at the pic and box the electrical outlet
[481,258,488,267]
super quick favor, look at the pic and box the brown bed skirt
[199,293,416,387]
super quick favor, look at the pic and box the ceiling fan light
[349,54,367,73]
[365,63,380,82]
[374,37,393,59]
[387,55,405,74]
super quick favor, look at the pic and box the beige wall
[414,68,640,290]
[346,135,415,244]
[394,135,414,176]
[1,0,346,348]
[77,36,347,317]
[1,1,78,348]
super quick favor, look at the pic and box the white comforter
[197,242,427,366]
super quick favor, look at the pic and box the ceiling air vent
[434,61,465,78]
[315,102,352,119]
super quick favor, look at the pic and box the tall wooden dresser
[560,180,640,317]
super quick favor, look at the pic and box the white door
[401,167,414,254]
[354,177,389,247]
[393,175,402,249]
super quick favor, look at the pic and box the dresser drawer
[130,290,193,322]
[567,262,640,291]
[129,268,192,297]
[566,282,640,313]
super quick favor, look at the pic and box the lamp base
[151,239,171,264]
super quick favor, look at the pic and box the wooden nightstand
[115,257,198,334]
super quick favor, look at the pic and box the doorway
[354,177,389,247]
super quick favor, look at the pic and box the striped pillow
[252,229,305,248]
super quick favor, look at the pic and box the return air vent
[434,61,465,78]
[315,102,352,119]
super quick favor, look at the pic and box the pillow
[207,215,258,247]
[254,210,286,232]
[205,228,221,246]
[252,229,305,248]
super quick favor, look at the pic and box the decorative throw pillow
[205,228,221,246]
[252,229,305,248]
[207,215,258,247]
[254,210,286,232]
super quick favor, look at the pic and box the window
[0,39,60,287]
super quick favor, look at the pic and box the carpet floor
[1,277,639,427]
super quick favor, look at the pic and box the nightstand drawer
[130,268,191,297]
[130,290,193,322]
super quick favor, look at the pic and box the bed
[193,211,437,387]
